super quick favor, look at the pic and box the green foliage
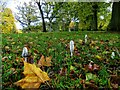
[0,8,17,33]
[23,24,42,32]
[14,2,112,32]
[52,2,111,31]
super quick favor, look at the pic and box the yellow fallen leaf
[11,42,15,45]
[30,63,50,82]
[15,77,41,89]
[95,55,103,61]
[79,39,83,44]
[23,61,35,75]
[14,62,50,89]
[70,65,75,70]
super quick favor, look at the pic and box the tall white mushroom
[22,47,28,62]
[85,34,87,43]
[70,40,74,57]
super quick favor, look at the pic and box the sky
[6,0,31,29]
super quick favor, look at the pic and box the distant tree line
[0,1,120,33]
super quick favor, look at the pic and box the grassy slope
[2,31,120,89]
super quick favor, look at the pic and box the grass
[2,31,120,89]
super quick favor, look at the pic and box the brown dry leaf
[84,82,98,89]
[100,40,104,44]
[2,56,8,62]
[38,55,52,67]
[59,67,67,76]
[34,49,39,54]
[90,40,96,47]
[111,83,118,89]
[74,46,77,51]
[37,55,45,67]
[70,70,77,79]
[110,75,120,84]
[84,63,100,72]
[93,64,100,71]
[14,62,50,89]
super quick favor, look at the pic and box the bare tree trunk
[36,1,46,32]
[108,2,120,31]
[92,3,98,31]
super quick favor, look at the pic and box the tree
[108,2,120,31]
[15,2,39,31]
[52,2,75,31]
[35,0,46,32]
[92,3,98,30]
[0,8,17,33]
[53,2,111,31]
[42,2,57,32]
[97,2,111,30]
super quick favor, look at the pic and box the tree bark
[108,2,120,31]
[92,3,98,31]
[36,1,46,32]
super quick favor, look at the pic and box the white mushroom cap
[22,47,28,57]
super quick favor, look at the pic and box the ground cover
[2,31,120,89]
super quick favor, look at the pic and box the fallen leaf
[95,46,100,50]
[90,40,96,47]
[37,55,44,67]
[84,62,100,72]
[70,70,77,79]
[84,82,98,89]
[95,55,103,61]
[88,62,93,71]
[59,67,67,76]
[2,56,8,62]
[14,62,50,89]
[34,49,39,54]
[5,46,10,50]
[70,65,75,70]
[38,55,52,67]
[93,64,100,71]
[11,42,15,45]
[14,76,41,89]
[84,62,93,72]
[100,40,104,44]
[79,39,83,45]
[110,75,120,84]
[111,83,118,89]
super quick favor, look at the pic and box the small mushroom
[22,46,28,62]
[70,40,74,57]
[85,34,87,43]
[111,52,115,59]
